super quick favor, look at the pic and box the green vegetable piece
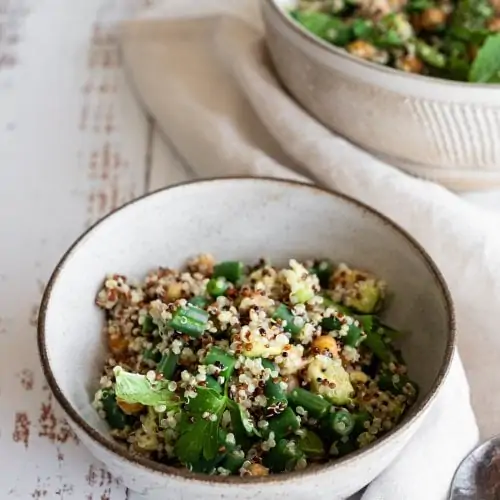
[206,277,230,298]
[353,410,372,436]
[320,316,342,332]
[188,296,210,309]
[203,346,237,380]
[329,409,355,437]
[157,351,179,380]
[100,389,129,430]
[273,304,304,337]
[227,400,254,451]
[298,430,325,459]
[142,315,155,334]
[351,19,375,40]
[113,366,180,408]
[142,346,162,363]
[469,34,500,83]
[292,11,352,46]
[263,438,305,473]
[310,260,334,288]
[450,0,493,44]
[266,407,300,440]
[213,261,244,284]
[333,438,357,457]
[169,304,209,338]
[262,359,288,408]
[416,40,446,68]
[176,387,228,465]
[287,388,330,419]
[378,371,419,398]
[358,316,394,363]
[220,449,246,473]
[205,375,223,394]
[406,0,434,12]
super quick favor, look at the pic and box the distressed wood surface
[0,0,153,498]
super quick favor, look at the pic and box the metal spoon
[449,435,500,499]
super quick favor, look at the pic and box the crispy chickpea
[108,333,128,356]
[397,55,424,74]
[247,463,269,476]
[488,18,500,32]
[420,8,447,31]
[311,335,339,357]
[117,399,143,415]
[163,282,183,302]
[347,40,378,60]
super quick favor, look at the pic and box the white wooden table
[1,1,499,498]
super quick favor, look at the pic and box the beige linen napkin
[118,1,498,497]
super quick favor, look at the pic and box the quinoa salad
[292,0,500,83]
[93,255,418,477]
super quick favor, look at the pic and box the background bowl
[262,0,500,191]
[38,177,454,500]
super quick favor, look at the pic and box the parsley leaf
[113,366,180,408]
[175,387,228,466]
[469,34,500,83]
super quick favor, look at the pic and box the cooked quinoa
[93,255,418,476]
[292,0,500,83]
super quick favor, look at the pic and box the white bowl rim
[37,176,456,485]
[264,0,500,90]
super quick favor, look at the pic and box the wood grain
[0,0,152,497]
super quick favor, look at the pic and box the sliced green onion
[169,304,209,338]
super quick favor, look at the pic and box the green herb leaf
[469,34,500,83]
[113,366,179,407]
[175,387,229,466]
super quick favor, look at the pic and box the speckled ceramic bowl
[262,0,500,191]
[38,177,455,500]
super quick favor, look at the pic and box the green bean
[142,346,162,363]
[272,304,304,337]
[323,409,355,437]
[188,296,210,309]
[359,316,394,363]
[353,410,372,436]
[220,449,246,473]
[169,304,209,338]
[310,260,333,288]
[206,277,230,298]
[261,359,288,408]
[203,346,236,380]
[157,351,179,380]
[321,316,365,347]
[263,438,305,473]
[213,261,244,284]
[378,371,419,398]
[333,438,357,457]
[142,315,155,334]
[416,40,446,68]
[287,388,330,419]
[266,408,300,440]
[101,389,129,430]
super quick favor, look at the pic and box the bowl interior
[41,178,452,459]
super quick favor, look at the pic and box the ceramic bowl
[262,0,500,191]
[38,177,455,500]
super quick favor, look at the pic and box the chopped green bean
[142,315,155,334]
[213,261,244,284]
[263,438,305,473]
[288,388,330,419]
[169,304,209,338]
[266,407,300,440]
[188,296,210,309]
[261,359,288,408]
[273,304,304,337]
[157,351,179,380]
[101,389,130,430]
[206,277,230,298]
[323,409,355,438]
[203,346,236,380]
